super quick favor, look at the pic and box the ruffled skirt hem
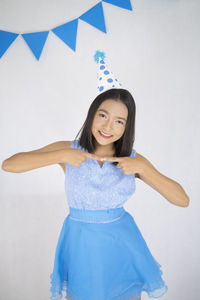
[50,269,168,300]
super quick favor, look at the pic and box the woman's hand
[63,148,106,167]
[103,153,190,207]
[100,156,145,176]
[64,149,145,176]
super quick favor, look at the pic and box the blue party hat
[93,50,122,94]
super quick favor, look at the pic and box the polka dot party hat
[93,50,122,94]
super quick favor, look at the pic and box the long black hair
[75,88,136,166]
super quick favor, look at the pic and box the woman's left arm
[135,152,190,207]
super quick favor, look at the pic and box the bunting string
[0,0,132,61]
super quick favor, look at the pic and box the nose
[103,119,113,132]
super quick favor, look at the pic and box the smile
[99,131,113,138]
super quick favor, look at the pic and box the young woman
[2,88,189,300]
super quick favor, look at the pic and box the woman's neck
[93,142,115,157]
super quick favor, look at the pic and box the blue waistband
[69,206,126,223]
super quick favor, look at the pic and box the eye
[116,120,124,125]
[99,113,106,118]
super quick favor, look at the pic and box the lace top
[65,139,136,210]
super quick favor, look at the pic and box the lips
[98,131,113,139]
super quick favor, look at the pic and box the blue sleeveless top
[65,139,136,210]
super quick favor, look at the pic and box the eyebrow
[97,109,127,121]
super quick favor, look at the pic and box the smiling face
[91,99,128,152]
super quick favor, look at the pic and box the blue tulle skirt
[50,207,168,300]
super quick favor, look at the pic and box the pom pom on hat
[93,50,122,94]
[93,50,106,63]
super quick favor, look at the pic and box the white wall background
[0,0,199,299]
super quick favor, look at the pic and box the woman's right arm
[1,141,72,173]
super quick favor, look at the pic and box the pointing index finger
[85,152,121,162]
[101,156,121,162]
[85,152,103,161]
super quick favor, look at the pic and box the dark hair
[75,88,136,166]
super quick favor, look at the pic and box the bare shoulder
[29,140,72,174]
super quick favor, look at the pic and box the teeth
[100,131,112,137]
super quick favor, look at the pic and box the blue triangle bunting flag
[102,0,132,11]
[21,31,49,60]
[0,1,133,58]
[51,19,78,52]
[79,2,106,33]
[0,30,19,58]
